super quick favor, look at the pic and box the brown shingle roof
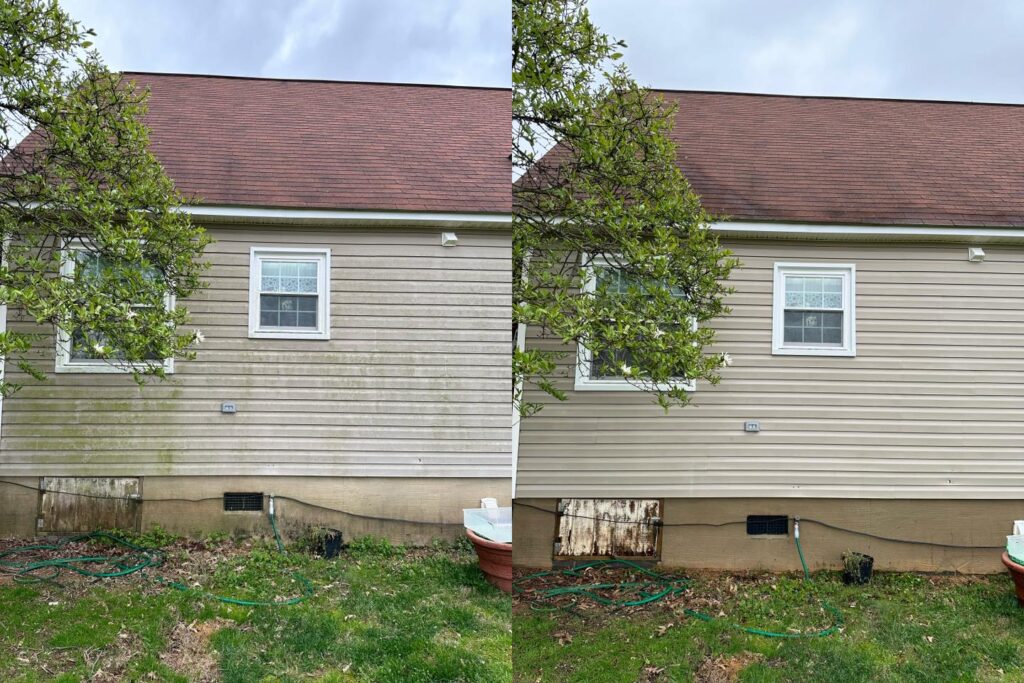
[125,72,510,214]
[660,90,1024,227]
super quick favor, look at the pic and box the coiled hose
[514,518,842,639]
[0,496,312,607]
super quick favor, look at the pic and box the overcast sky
[61,1,1023,104]
[60,0,511,87]
[590,0,1024,104]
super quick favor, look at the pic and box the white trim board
[179,205,511,229]
[710,220,1024,243]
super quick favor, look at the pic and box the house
[0,73,512,542]
[513,90,1024,573]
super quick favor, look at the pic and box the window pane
[261,260,319,294]
[783,310,843,346]
[591,348,633,379]
[822,292,843,308]
[784,275,843,309]
[822,326,843,344]
[260,294,318,329]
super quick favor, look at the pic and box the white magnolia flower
[620,363,633,376]
[721,352,733,367]
[651,327,665,338]
[92,343,106,355]
[193,330,206,343]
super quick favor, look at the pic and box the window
[574,256,695,392]
[248,248,331,340]
[56,250,174,374]
[772,263,855,356]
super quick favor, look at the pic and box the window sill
[247,329,331,341]
[772,346,855,357]
[574,378,696,392]
[55,361,174,374]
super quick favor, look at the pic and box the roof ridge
[652,87,1024,108]
[119,70,509,92]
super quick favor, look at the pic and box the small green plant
[842,550,874,586]
[202,530,230,548]
[135,523,180,548]
[103,523,179,548]
[288,525,343,555]
[348,535,405,559]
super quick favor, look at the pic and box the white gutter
[179,205,511,229]
[709,220,1024,243]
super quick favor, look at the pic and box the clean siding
[1,224,512,478]
[517,239,1024,499]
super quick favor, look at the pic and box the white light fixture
[441,231,458,247]
[968,247,986,262]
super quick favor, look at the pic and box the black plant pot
[316,528,345,558]
[842,552,874,585]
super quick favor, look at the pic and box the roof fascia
[180,205,511,229]
[711,220,1024,243]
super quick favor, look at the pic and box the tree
[0,0,210,393]
[513,0,737,413]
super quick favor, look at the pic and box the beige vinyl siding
[0,224,512,478]
[517,239,1024,499]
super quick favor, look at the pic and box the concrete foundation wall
[0,476,509,545]
[513,497,1022,574]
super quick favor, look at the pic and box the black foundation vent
[746,515,788,536]
[224,492,264,512]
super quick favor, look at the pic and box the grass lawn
[514,566,1024,683]
[0,532,511,682]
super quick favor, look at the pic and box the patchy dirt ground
[160,616,234,682]
[1,535,511,682]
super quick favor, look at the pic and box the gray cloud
[589,0,1024,103]
[61,0,510,87]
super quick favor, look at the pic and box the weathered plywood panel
[40,477,140,532]
[1,225,512,478]
[518,240,1024,499]
[556,499,660,557]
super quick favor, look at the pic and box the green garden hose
[0,496,312,607]
[513,518,842,639]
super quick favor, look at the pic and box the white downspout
[511,321,525,500]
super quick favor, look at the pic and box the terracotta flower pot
[1002,552,1024,606]
[466,528,512,593]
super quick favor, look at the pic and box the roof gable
[126,72,511,214]
[661,90,1024,227]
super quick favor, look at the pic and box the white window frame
[772,262,856,357]
[248,247,331,340]
[55,248,175,374]
[574,254,696,393]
